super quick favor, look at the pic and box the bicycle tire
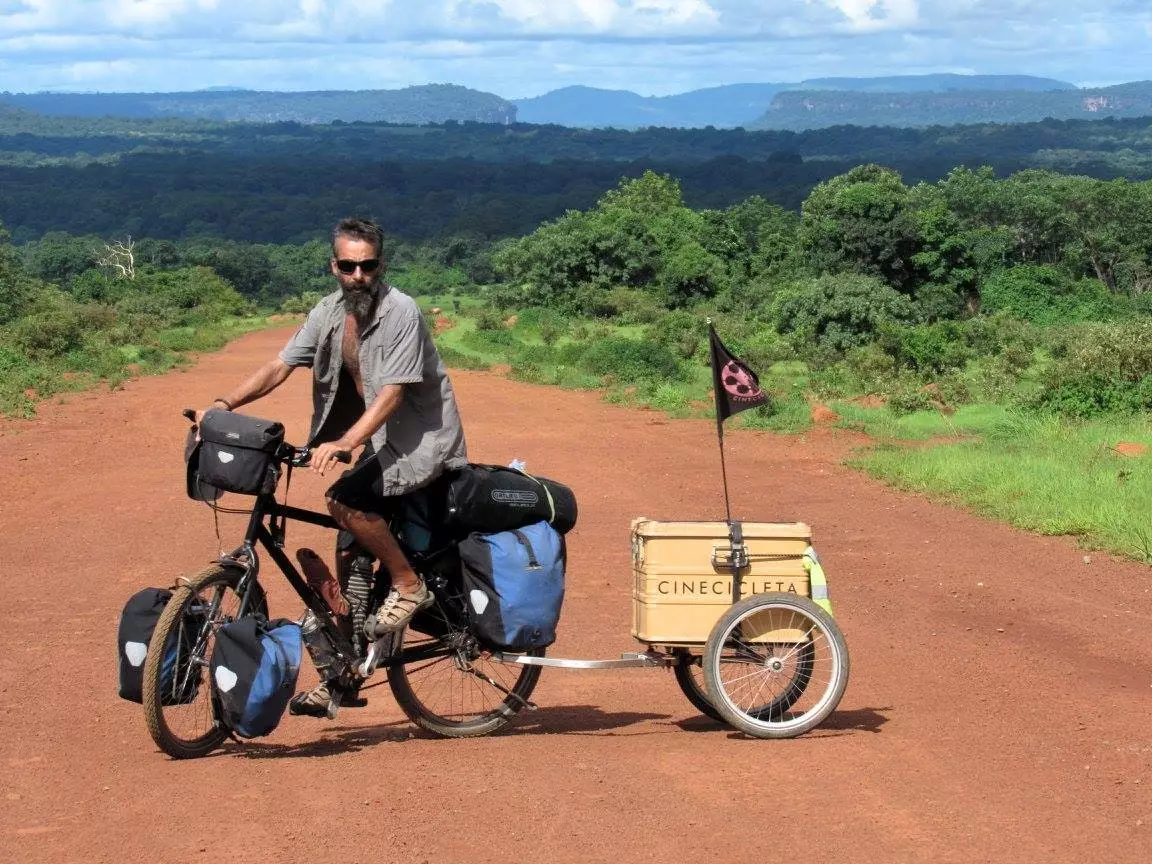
[703,593,849,739]
[673,652,725,723]
[388,626,544,738]
[142,563,266,758]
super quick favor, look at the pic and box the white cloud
[0,2,1149,95]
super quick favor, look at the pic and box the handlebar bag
[210,616,302,739]
[444,464,577,536]
[190,410,285,497]
[117,587,206,705]
[459,521,566,651]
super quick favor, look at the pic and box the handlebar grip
[336,450,352,464]
[182,408,196,421]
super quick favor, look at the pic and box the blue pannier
[459,521,565,651]
[210,617,302,738]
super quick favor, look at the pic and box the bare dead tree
[97,236,136,280]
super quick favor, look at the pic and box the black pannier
[444,464,577,536]
[187,410,285,498]
[117,587,206,705]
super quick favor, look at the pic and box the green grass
[849,410,1152,561]
[0,314,289,418]
[830,402,1014,440]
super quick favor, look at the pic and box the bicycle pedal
[357,635,394,678]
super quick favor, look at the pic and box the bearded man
[196,217,468,715]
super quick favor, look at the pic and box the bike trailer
[186,409,285,499]
[630,519,827,646]
[117,587,205,705]
[459,520,566,651]
[210,617,302,738]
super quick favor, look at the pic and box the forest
[2,111,1152,245]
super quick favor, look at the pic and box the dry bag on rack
[210,616,302,739]
[459,521,566,651]
[187,410,285,499]
[445,464,577,536]
[117,587,206,705]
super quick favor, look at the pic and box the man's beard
[342,282,377,320]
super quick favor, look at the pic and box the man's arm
[309,383,403,475]
[195,358,295,423]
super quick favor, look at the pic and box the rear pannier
[459,521,566,652]
[188,410,285,498]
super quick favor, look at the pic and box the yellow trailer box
[630,518,812,646]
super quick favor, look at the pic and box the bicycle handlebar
[181,408,351,469]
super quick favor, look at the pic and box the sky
[0,1,1150,98]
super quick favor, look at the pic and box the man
[198,217,468,715]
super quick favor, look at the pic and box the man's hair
[331,217,385,258]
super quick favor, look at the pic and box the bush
[773,274,918,355]
[1034,319,1152,416]
[982,265,1126,325]
[577,336,687,383]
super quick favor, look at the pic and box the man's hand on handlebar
[309,440,354,476]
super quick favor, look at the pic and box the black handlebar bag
[186,410,285,499]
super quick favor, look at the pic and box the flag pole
[709,319,746,604]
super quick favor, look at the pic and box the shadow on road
[674,705,891,738]
[228,705,671,759]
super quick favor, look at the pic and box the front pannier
[210,616,302,739]
[189,410,285,498]
[117,587,206,705]
[445,464,577,535]
[459,521,566,651]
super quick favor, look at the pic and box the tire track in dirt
[0,326,1148,864]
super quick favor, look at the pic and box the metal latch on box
[710,542,749,573]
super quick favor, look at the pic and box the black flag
[709,323,768,423]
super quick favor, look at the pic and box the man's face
[331,235,384,318]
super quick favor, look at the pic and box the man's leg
[326,499,434,632]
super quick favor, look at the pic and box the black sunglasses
[335,258,381,274]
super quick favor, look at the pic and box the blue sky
[1,1,1150,97]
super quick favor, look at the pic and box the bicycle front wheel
[388,624,543,739]
[142,563,265,758]
[703,593,849,739]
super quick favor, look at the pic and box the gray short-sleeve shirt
[279,284,468,495]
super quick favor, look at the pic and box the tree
[798,165,923,293]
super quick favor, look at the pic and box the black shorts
[326,452,456,554]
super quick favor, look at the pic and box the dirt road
[1,327,1148,864]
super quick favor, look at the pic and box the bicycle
[142,414,544,759]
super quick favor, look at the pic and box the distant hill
[513,75,1076,128]
[798,74,1074,93]
[752,81,1152,130]
[0,84,515,125]
[514,83,787,128]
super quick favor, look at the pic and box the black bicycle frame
[222,486,460,670]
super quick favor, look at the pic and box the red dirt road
[1,327,1149,864]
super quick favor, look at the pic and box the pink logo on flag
[722,361,764,402]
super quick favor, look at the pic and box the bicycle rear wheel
[142,563,265,758]
[388,605,543,738]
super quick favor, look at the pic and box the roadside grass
[848,410,1152,562]
[830,402,1014,440]
[0,314,288,418]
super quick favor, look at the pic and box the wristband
[212,397,233,411]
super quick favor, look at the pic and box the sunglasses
[335,258,381,275]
